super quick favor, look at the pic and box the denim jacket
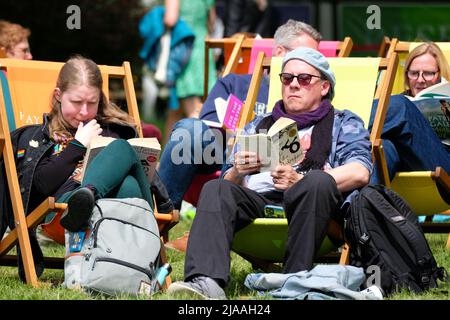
[222,108,373,203]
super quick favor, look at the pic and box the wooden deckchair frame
[379,40,450,246]
[230,51,399,270]
[203,36,354,101]
[0,58,178,287]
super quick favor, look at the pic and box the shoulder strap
[361,185,438,287]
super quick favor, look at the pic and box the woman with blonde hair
[403,42,450,97]
[10,56,154,281]
[370,41,450,185]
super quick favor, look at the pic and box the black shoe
[60,187,95,232]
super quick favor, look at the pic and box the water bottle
[155,263,172,288]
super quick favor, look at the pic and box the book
[79,136,161,183]
[202,94,244,131]
[235,117,304,172]
[406,81,450,148]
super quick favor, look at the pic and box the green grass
[1,221,449,300]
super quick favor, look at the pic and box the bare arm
[164,0,179,28]
[270,162,369,193]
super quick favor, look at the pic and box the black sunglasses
[279,73,322,86]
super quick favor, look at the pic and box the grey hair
[273,19,322,47]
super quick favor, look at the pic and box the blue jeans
[159,118,225,209]
[369,94,450,184]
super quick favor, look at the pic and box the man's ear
[274,45,285,57]
[321,80,331,98]
[54,88,62,102]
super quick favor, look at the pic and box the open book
[202,94,244,131]
[79,136,161,183]
[406,81,450,147]
[235,117,304,172]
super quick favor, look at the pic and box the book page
[128,138,161,182]
[412,98,450,147]
[235,134,272,172]
[270,120,303,167]
[414,80,450,99]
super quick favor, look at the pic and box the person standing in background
[163,0,217,143]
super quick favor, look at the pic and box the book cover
[406,81,450,147]
[235,117,304,172]
[80,136,161,183]
[202,94,244,131]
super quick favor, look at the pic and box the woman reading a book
[167,48,373,299]
[10,56,157,279]
[369,42,450,184]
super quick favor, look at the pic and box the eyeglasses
[406,70,439,81]
[279,73,322,86]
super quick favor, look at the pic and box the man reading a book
[159,19,322,213]
[168,47,373,299]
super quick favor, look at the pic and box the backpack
[343,184,448,296]
[63,198,162,297]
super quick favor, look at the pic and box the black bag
[343,184,447,295]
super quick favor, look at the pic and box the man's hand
[74,119,103,147]
[233,151,262,177]
[270,164,303,190]
[224,151,262,184]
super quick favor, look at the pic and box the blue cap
[282,47,335,100]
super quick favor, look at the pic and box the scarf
[256,99,334,172]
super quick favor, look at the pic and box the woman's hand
[74,119,103,147]
[271,165,303,190]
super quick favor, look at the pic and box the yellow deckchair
[381,40,450,247]
[231,51,399,270]
[0,58,178,287]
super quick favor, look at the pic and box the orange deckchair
[0,58,178,287]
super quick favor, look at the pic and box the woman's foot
[60,187,95,232]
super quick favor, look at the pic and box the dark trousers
[184,170,343,286]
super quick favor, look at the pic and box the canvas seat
[379,40,450,247]
[231,51,399,270]
[0,58,178,287]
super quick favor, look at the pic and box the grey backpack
[63,198,162,297]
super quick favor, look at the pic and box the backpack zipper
[92,257,154,280]
[92,217,160,248]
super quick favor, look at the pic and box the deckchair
[231,51,399,271]
[0,58,178,287]
[382,40,450,247]
[203,36,354,100]
[184,36,353,206]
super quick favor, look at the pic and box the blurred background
[2,0,450,123]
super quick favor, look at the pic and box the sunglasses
[279,73,322,86]
[406,70,439,81]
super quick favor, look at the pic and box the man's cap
[282,47,335,100]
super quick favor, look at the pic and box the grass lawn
[1,219,449,300]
